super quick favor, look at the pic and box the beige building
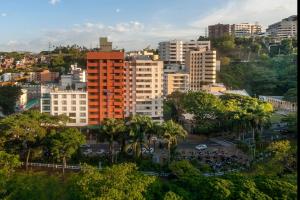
[164,72,189,96]
[125,56,163,122]
[266,15,297,40]
[158,40,210,65]
[231,23,262,37]
[186,47,217,91]
[201,83,226,93]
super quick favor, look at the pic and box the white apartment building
[266,15,297,39]
[231,23,262,37]
[125,56,164,122]
[186,47,217,91]
[163,72,189,96]
[158,40,210,65]
[40,88,88,126]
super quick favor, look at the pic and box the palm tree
[127,115,154,159]
[161,120,187,163]
[97,118,126,163]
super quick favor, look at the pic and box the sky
[0,0,297,52]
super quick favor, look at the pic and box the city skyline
[0,0,297,52]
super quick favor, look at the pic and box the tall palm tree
[161,120,187,163]
[97,118,126,163]
[127,115,154,159]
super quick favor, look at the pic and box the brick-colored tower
[87,38,125,125]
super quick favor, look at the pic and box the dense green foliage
[164,91,273,137]
[0,86,22,115]
[209,35,297,101]
[219,54,297,100]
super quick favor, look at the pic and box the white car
[81,144,91,148]
[195,144,208,150]
[142,147,154,154]
[94,149,105,155]
[83,149,93,156]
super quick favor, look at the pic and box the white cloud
[49,0,60,5]
[0,0,297,52]
[190,0,297,30]
[1,13,7,17]
[116,8,120,13]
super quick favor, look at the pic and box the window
[62,107,67,111]
[62,94,67,98]
[43,100,50,104]
[62,100,67,105]
[69,113,76,117]
[71,100,76,105]
[80,94,86,98]
[53,94,58,98]
[71,107,76,111]
[80,100,86,105]
[69,118,76,123]
[80,119,86,123]
[72,94,76,98]
[80,113,86,117]
[53,100,58,105]
[54,107,58,111]
[53,113,58,116]
[43,106,50,110]
[80,107,86,111]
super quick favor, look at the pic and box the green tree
[67,163,155,200]
[281,113,297,134]
[49,128,85,175]
[127,115,155,159]
[163,191,183,200]
[97,118,126,163]
[161,121,187,162]
[0,113,46,170]
[0,86,22,115]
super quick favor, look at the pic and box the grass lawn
[270,112,285,123]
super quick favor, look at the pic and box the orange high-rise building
[87,38,125,125]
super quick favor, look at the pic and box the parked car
[94,149,105,155]
[83,149,92,156]
[195,144,208,150]
[81,144,91,148]
[142,147,154,154]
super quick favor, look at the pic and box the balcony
[114,101,123,106]
[113,69,124,74]
[87,69,98,73]
[88,95,99,99]
[87,88,99,93]
[88,101,99,106]
[87,76,98,80]
[87,62,98,67]
[88,107,99,112]
[88,114,99,119]
[114,82,124,87]
[87,82,98,87]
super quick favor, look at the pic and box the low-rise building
[40,88,88,126]
[164,72,189,96]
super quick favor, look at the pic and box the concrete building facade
[87,38,125,125]
[163,72,189,96]
[208,23,231,38]
[158,40,210,66]
[208,23,262,38]
[186,48,217,91]
[40,88,88,126]
[266,15,297,39]
[124,56,164,122]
